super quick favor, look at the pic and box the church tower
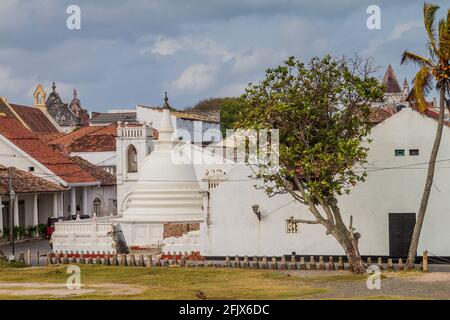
[33,83,47,111]
[116,114,154,185]
[402,78,410,97]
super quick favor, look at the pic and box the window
[409,149,419,156]
[395,149,405,156]
[28,167,34,172]
[286,218,299,234]
[93,198,101,216]
[127,145,138,173]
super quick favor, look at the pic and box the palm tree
[401,2,450,269]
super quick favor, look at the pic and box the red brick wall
[163,223,200,238]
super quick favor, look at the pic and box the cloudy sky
[0,0,447,111]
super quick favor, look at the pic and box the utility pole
[8,167,15,257]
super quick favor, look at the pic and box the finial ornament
[163,91,170,109]
[73,88,78,99]
[52,82,56,92]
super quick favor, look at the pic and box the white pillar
[14,196,19,227]
[52,193,58,218]
[59,192,64,217]
[0,195,3,235]
[70,187,76,217]
[82,186,88,216]
[32,193,39,226]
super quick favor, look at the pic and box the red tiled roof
[0,116,98,185]
[51,123,159,153]
[9,104,59,133]
[68,134,117,152]
[69,156,116,186]
[369,107,394,124]
[0,165,66,195]
[49,126,102,146]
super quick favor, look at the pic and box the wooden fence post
[337,257,344,270]
[261,256,268,269]
[377,257,383,270]
[327,256,334,271]
[225,256,231,267]
[299,257,306,270]
[243,255,249,268]
[398,258,404,271]
[309,256,316,270]
[36,250,40,267]
[129,254,136,266]
[290,255,297,270]
[422,250,428,272]
[252,256,258,269]
[318,256,325,270]
[280,256,287,270]
[387,258,393,271]
[146,254,153,268]
[271,257,277,269]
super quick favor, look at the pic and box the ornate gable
[46,82,81,127]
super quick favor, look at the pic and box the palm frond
[423,3,440,55]
[401,51,434,68]
[438,9,450,62]
[411,66,434,113]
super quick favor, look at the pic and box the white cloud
[145,36,234,62]
[389,21,422,41]
[216,82,248,97]
[231,48,282,75]
[172,64,219,92]
[0,65,36,99]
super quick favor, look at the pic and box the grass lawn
[0,263,434,300]
[0,264,334,300]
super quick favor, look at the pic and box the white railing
[52,218,117,253]
[117,124,152,139]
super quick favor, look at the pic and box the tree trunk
[331,225,366,274]
[406,87,445,269]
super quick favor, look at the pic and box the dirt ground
[283,270,450,299]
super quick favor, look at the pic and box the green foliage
[37,224,47,237]
[189,97,245,136]
[27,225,37,236]
[238,55,384,199]
[13,226,25,237]
[2,226,9,239]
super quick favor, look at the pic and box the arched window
[36,93,42,104]
[127,145,138,173]
[93,197,101,216]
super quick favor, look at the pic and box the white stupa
[117,93,204,246]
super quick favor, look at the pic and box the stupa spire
[158,91,174,143]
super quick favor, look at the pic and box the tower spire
[382,65,401,94]
[158,92,174,144]
[162,91,170,110]
[52,81,56,92]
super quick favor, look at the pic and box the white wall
[202,108,450,257]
